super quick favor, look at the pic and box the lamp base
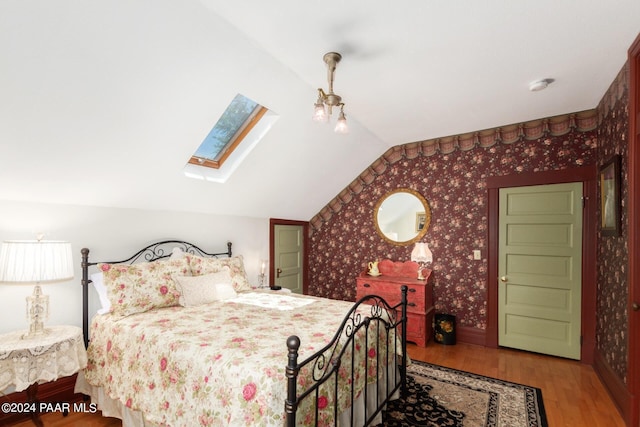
[22,325,50,340]
[258,273,268,289]
[22,285,50,340]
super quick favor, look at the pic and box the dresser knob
[363,283,371,288]
[408,303,416,307]
[408,288,416,293]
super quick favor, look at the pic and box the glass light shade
[334,111,349,134]
[312,102,328,123]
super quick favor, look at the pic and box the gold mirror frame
[373,188,431,246]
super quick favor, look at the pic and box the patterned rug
[381,361,548,427]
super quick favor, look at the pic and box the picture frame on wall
[599,154,621,236]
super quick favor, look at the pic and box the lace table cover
[0,325,88,392]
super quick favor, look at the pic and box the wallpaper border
[311,109,598,233]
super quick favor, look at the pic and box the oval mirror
[374,188,431,246]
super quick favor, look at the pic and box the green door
[274,224,304,294]
[498,182,583,359]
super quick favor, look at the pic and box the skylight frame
[188,97,268,170]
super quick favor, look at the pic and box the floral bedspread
[84,292,399,426]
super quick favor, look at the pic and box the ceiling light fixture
[313,52,348,134]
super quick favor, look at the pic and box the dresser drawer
[355,266,433,347]
[356,280,426,312]
[405,311,426,337]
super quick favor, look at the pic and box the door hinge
[581,196,587,208]
[580,335,583,346]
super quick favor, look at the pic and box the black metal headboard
[80,240,232,347]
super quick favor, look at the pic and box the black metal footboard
[285,286,408,427]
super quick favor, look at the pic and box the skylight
[184,94,277,183]
[189,94,266,169]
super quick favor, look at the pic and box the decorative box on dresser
[356,259,434,347]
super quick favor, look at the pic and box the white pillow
[211,282,238,301]
[90,272,111,314]
[186,254,252,292]
[173,268,236,307]
[170,247,185,259]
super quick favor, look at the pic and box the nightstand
[0,325,88,426]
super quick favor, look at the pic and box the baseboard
[0,373,83,425]
[593,349,631,425]
[456,325,486,346]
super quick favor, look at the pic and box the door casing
[486,166,598,364]
[627,31,640,427]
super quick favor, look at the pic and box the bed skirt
[75,370,156,427]
[75,362,399,427]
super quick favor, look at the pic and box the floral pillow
[186,254,252,292]
[173,268,237,307]
[99,257,191,317]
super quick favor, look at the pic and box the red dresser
[356,259,434,347]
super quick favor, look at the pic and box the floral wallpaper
[595,63,629,383]
[308,116,598,331]
[308,62,631,385]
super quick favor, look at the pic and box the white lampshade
[411,242,433,264]
[0,239,73,338]
[0,240,74,283]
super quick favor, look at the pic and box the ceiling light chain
[313,52,348,134]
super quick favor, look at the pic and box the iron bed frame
[79,240,407,427]
[80,240,232,348]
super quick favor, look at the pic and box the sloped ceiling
[1,0,638,220]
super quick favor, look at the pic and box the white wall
[0,200,270,335]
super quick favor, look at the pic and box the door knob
[633,302,640,312]
[500,276,508,282]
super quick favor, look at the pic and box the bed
[75,240,408,426]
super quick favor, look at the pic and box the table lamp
[259,259,268,288]
[411,242,433,280]
[0,238,73,339]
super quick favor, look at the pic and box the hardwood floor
[10,342,625,426]
[409,342,626,427]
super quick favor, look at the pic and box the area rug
[381,361,548,427]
